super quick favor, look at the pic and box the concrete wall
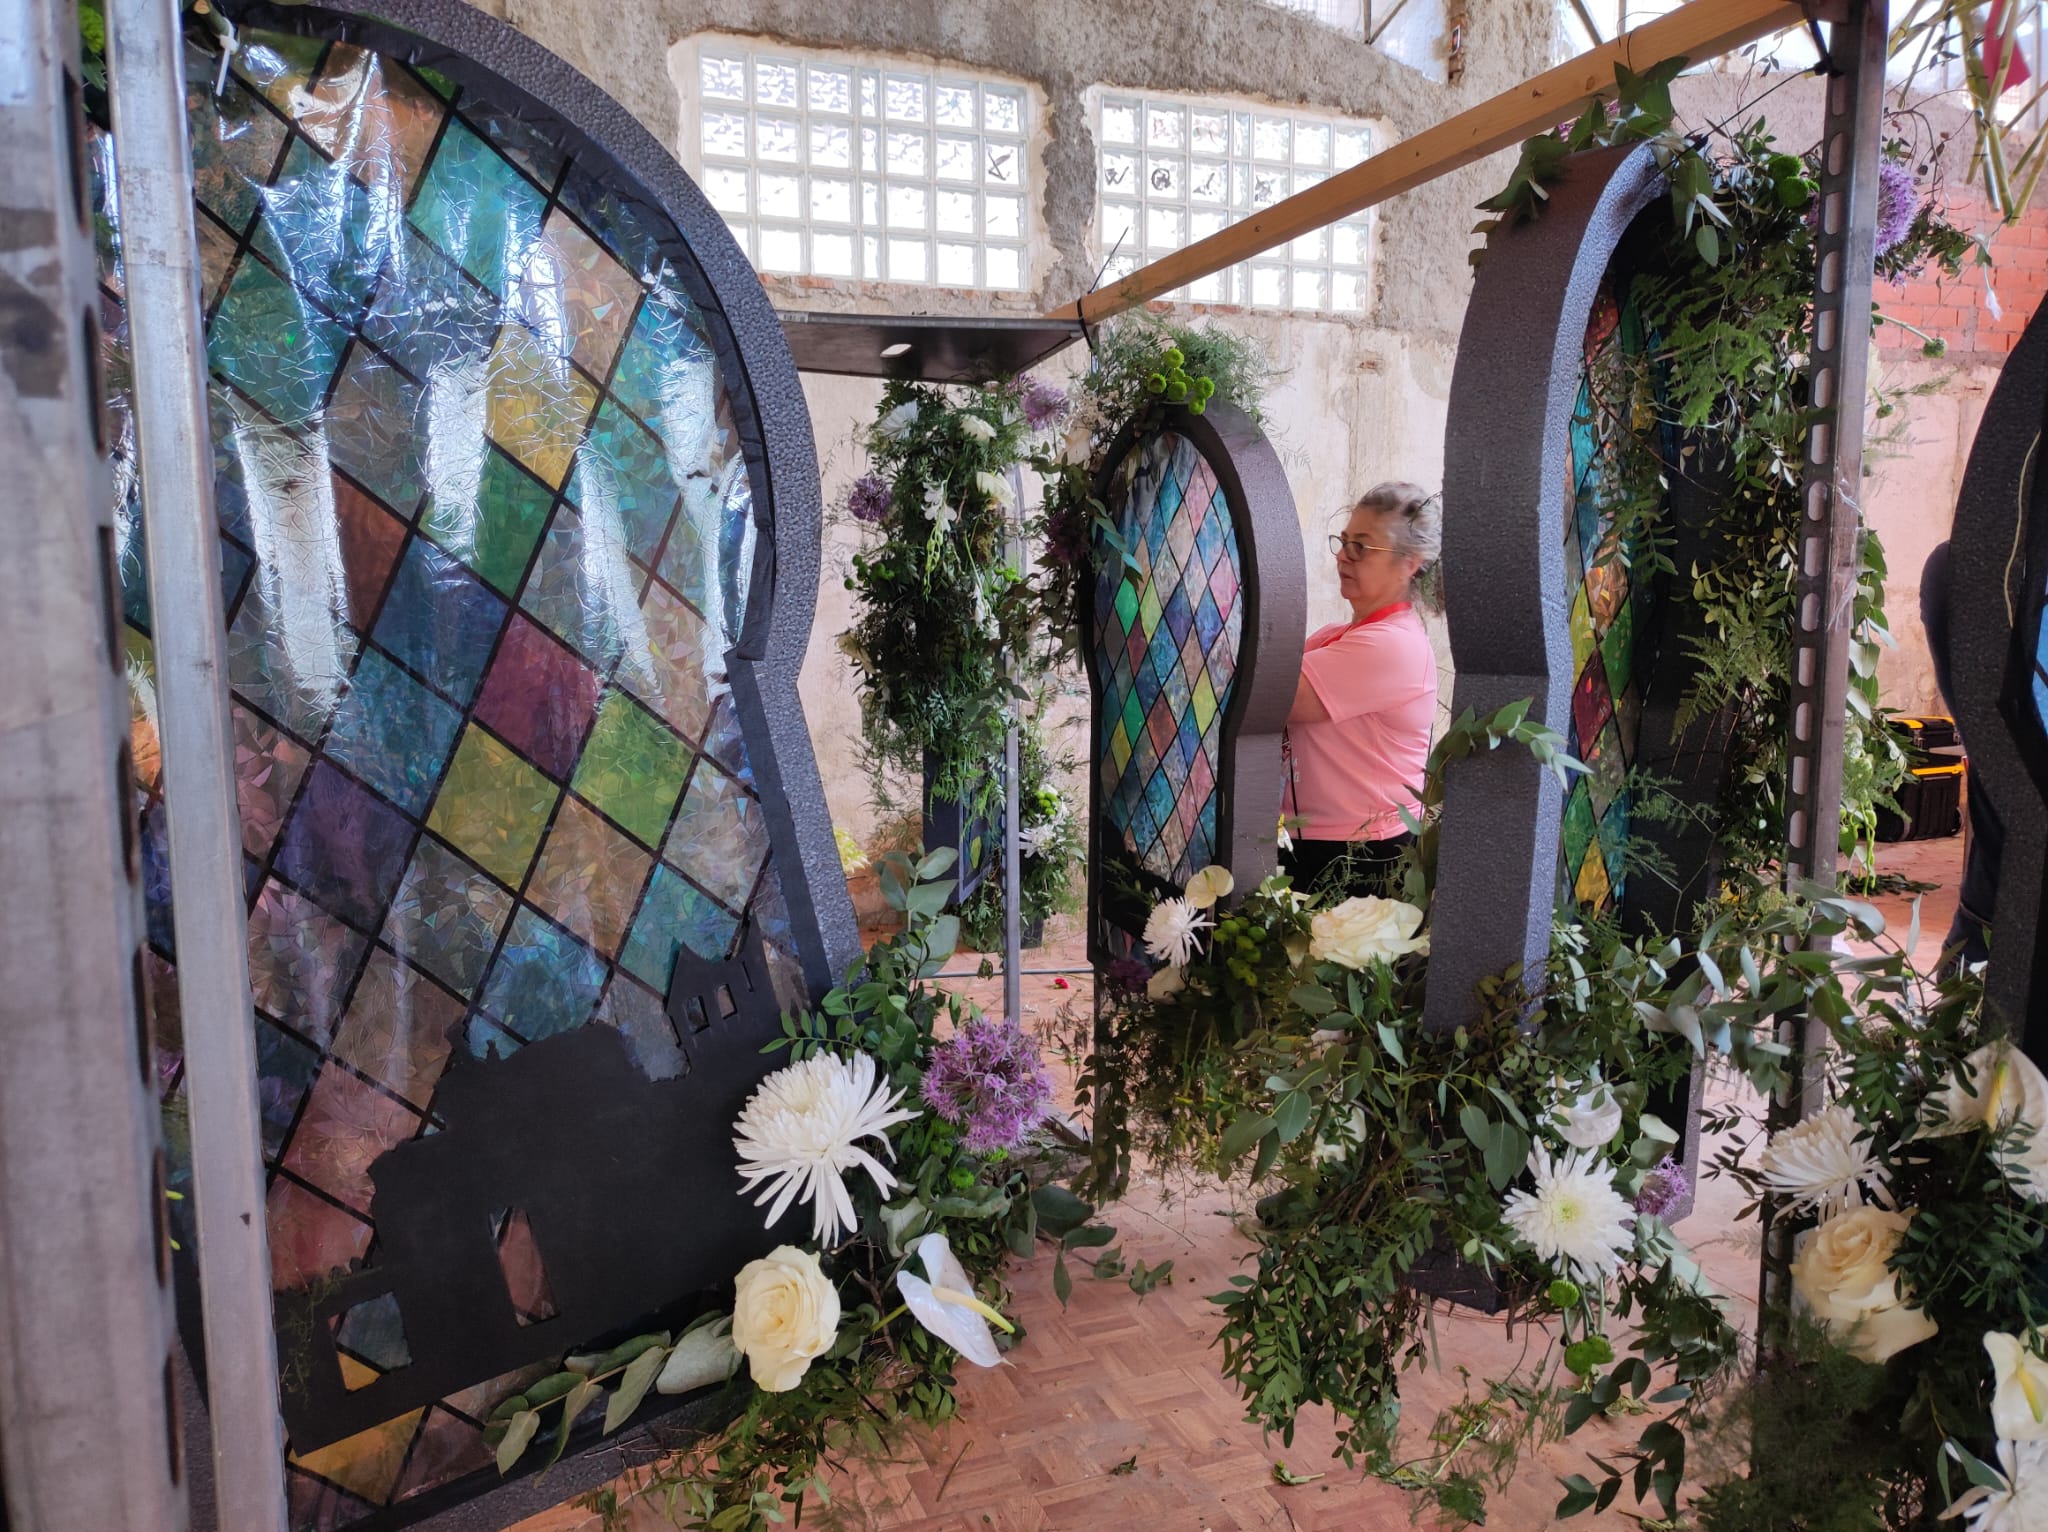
[473,0,1558,847]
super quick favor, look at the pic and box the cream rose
[1308,896,1430,970]
[1789,1207,1938,1364]
[731,1245,840,1393]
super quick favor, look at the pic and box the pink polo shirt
[1283,603,1437,842]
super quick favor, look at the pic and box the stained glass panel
[1557,283,1664,915]
[96,27,806,1526]
[1091,431,1243,902]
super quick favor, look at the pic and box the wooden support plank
[1053,0,1806,325]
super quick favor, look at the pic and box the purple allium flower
[1875,160,1918,258]
[1634,1156,1689,1218]
[848,473,891,525]
[920,1016,1055,1155]
[1019,377,1069,432]
[1104,956,1153,995]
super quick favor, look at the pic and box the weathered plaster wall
[486,0,1558,847]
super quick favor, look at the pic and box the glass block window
[1557,2,1825,74]
[1093,90,1373,313]
[683,38,1032,289]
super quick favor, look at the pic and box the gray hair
[1350,481,1443,608]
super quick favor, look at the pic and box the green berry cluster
[1211,910,1270,985]
[1142,346,1220,415]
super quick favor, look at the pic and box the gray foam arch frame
[220,0,863,1000]
[1426,144,1665,1032]
[1941,288,2048,1067]
[178,2,859,1526]
[1084,400,1304,963]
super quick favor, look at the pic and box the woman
[1281,482,1441,900]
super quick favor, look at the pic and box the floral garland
[479,854,1061,1527]
[841,379,1079,933]
[840,379,1062,816]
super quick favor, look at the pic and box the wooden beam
[1052,0,1806,325]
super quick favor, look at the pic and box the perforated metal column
[1783,0,1885,906]
[0,2,189,1527]
[1762,0,1886,1339]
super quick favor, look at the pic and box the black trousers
[1280,834,1414,901]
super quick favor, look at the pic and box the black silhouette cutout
[275,921,786,1450]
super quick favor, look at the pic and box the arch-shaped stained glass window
[95,16,829,1524]
[1090,429,1244,902]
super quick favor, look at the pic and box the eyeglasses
[1328,534,1397,560]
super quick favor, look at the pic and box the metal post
[0,2,187,1527]
[1762,0,1885,1332]
[103,3,289,1526]
[1003,464,1026,1022]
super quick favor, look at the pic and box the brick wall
[1877,194,2048,360]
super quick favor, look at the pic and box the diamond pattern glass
[96,26,806,1525]
[1091,432,1242,894]
[1556,285,1663,915]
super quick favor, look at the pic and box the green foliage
[1475,70,1922,885]
[956,714,1083,950]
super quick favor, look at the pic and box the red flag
[1986,0,2033,90]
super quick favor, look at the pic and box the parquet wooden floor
[514,839,1961,1532]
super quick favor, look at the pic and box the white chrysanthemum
[1760,1104,1891,1219]
[1143,896,1210,967]
[1943,1437,2048,1532]
[1500,1144,1637,1284]
[733,1051,920,1244]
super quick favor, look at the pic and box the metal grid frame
[679,35,1034,291]
[1091,87,1375,313]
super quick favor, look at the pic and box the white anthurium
[1920,1040,2048,1202]
[655,1315,740,1395]
[1987,1332,2048,1442]
[877,400,919,440]
[1553,1081,1624,1151]
[896,1232,1012,1368]
[1184,864,1235,910]
[958,413,996,441]
[1145,963,1185,1000]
